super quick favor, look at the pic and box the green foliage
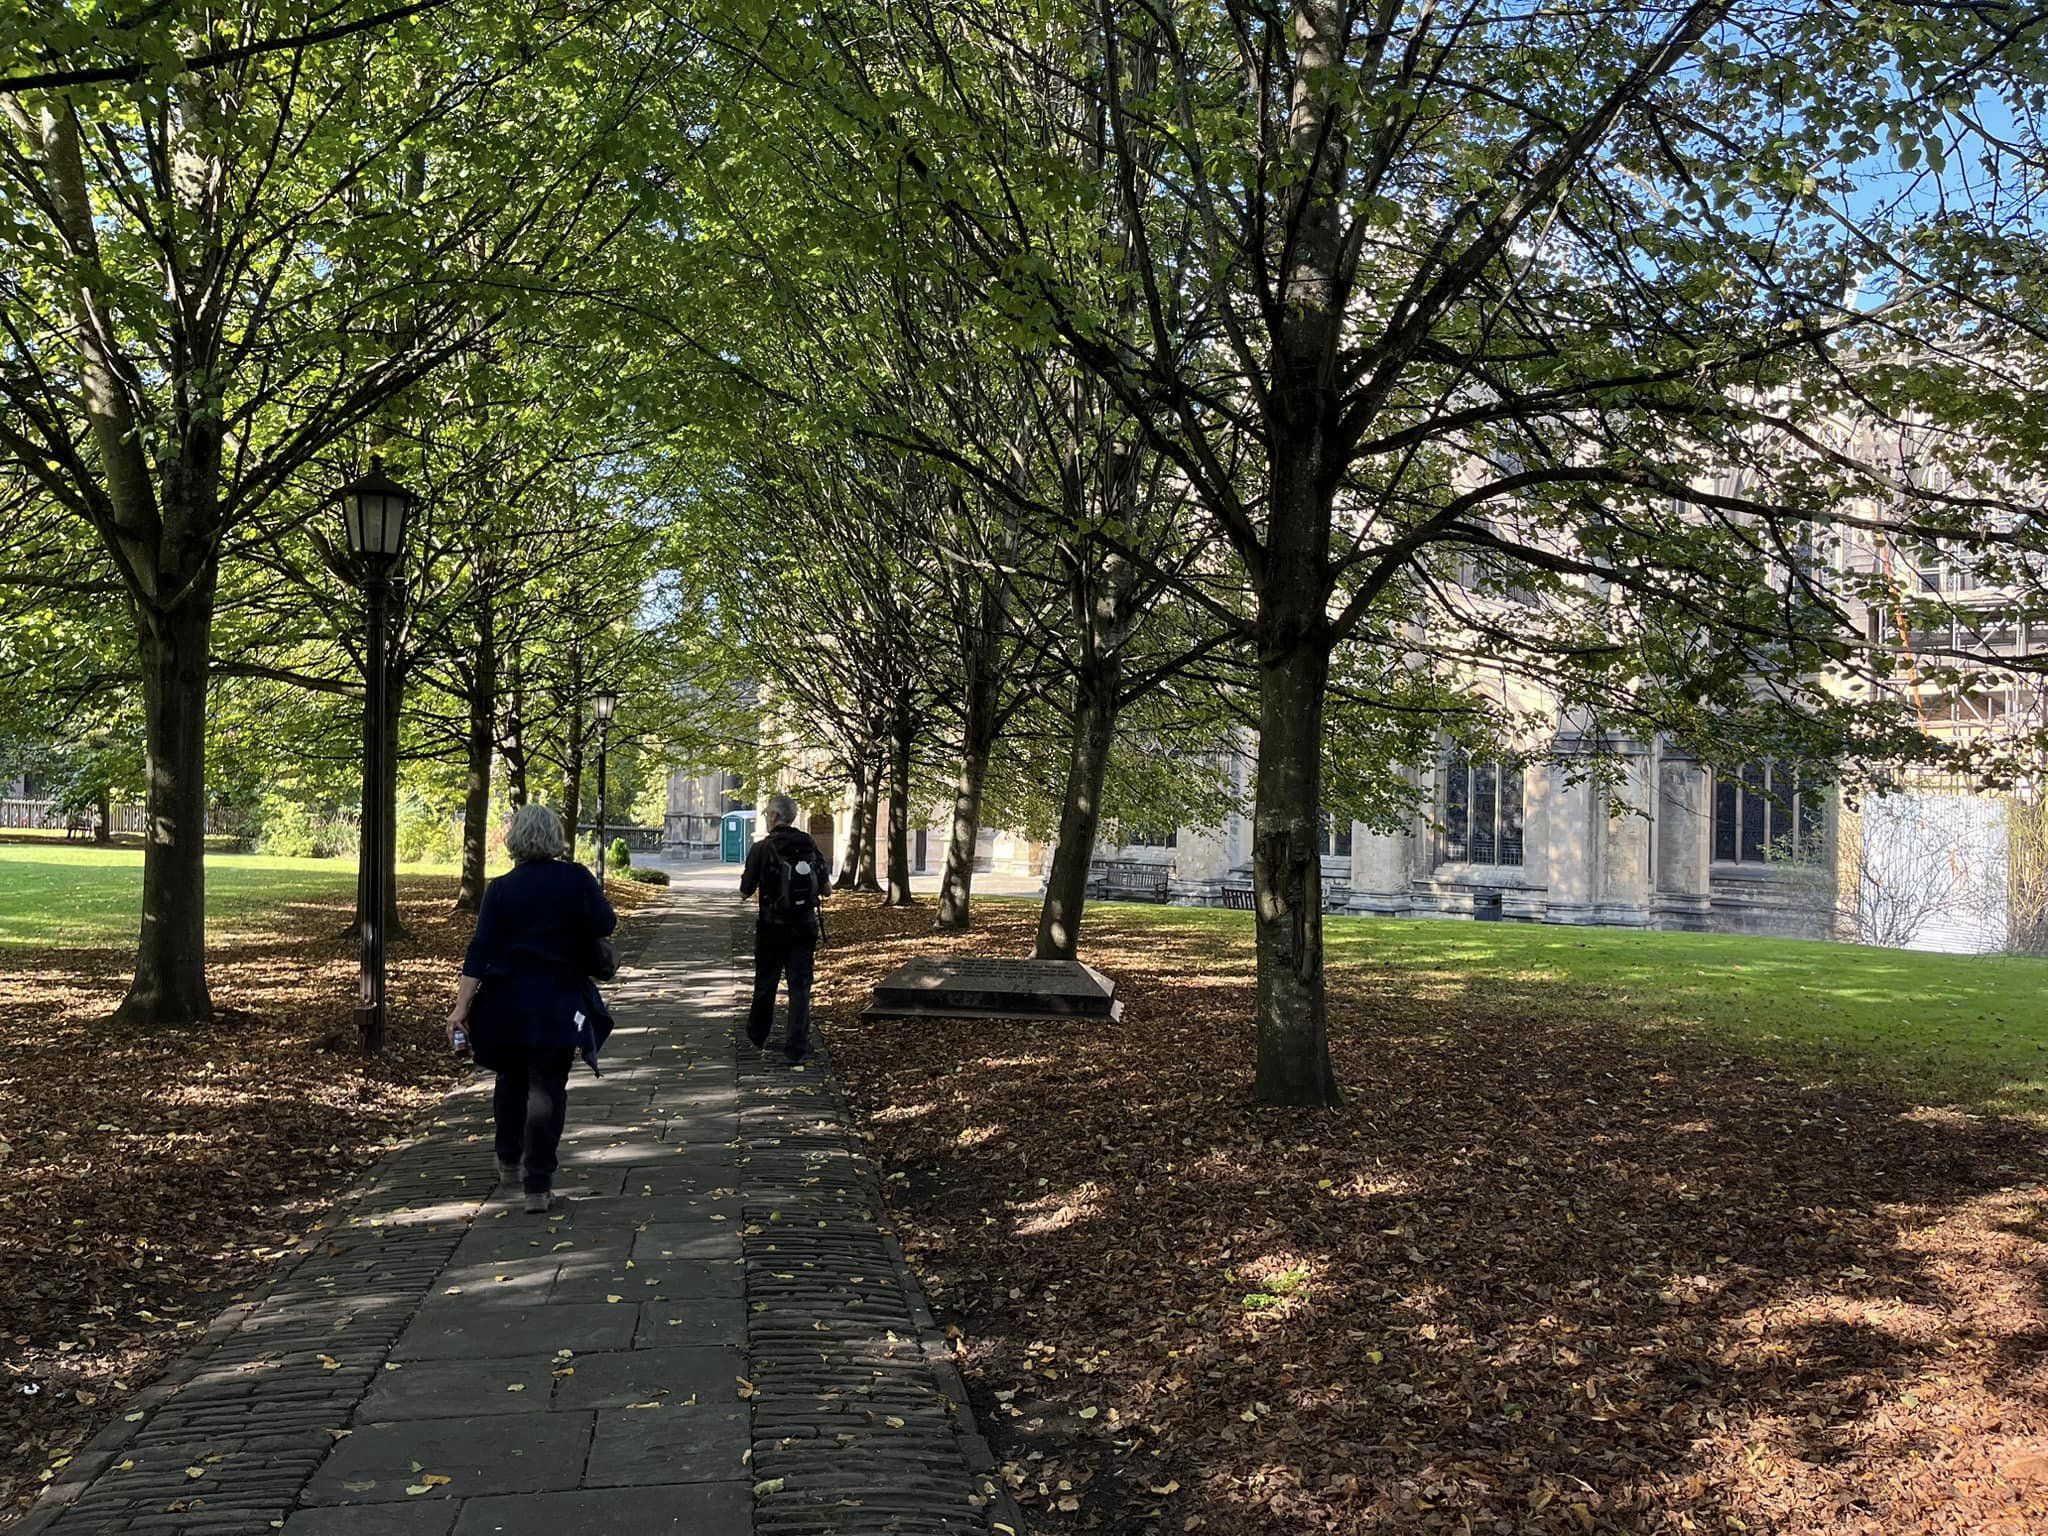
[2007,797,2048,956]
[254,796,355,861]
[608,838,633,871]
[662,0,2048,797]
[622,865,670,885]
[396,798,462,866]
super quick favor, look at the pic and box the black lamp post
[339,460,417,1056]
[592,688,618,882]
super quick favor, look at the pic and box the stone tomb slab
[582,1403,750,1486]
[864,954,1122,1021]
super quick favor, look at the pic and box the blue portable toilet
[721,810,756,863]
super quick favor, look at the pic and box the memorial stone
[865,955,1122,1021]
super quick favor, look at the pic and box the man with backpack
[739,793,830,1063]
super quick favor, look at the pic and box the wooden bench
[1221,879,1349,911]
[64,813,93,841]
[1090,859,1171,902]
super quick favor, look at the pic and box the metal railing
[1,799,238,836]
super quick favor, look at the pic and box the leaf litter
[816,902,2048,1535]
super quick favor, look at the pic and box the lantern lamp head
[338,461,417,565]
[593,689,619,724]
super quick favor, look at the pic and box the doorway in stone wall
[808,811,835,871]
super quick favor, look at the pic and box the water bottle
[451,1024,470,1057]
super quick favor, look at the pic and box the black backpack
[762,834,823,925]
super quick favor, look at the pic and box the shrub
[396,798,462,865]
[608,837,632,871]
[257,797,318,859]
[623,866,669,885]
[256,797,359,859]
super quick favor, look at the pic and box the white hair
[764,793,798,829]
[505,803,567,863]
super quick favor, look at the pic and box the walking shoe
[496,1160,520,1184]
[524,1190,553,1215]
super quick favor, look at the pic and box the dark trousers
[493,1046,575,1194]
[748,922,817,1057]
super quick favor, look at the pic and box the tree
[683,0,2048,1104]
[0,0,673,1024]
[681,432,942,904]
[400,379,665,909]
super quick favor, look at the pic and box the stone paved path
[19,896,1015,1536]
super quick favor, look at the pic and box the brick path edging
[726,909,1028,1536]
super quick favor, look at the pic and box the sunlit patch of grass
[0,845,462,950]
[1046,902,2048,1122]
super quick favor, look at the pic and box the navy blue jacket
[463,857,617,1050]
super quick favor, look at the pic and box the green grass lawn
[0,844,457,949]
[1055,901,2048,1120]
[6,854,2042,1117]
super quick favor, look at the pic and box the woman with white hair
[445,803,616,1213]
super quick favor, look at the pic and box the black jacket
[740,824,831,927]
[463,857,617,1050]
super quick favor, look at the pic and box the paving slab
[299,1413,593,1504]
[548,1344,745,1411]
[450,1482,752,1536]
[283,1505,460,1535]
[355,1355,560,1419]
[554,1251,748,1302]
[634,1294,750,1347]
[390,1300,639,1360]
[630,1222,745,1262]
[582,1404,752,1486]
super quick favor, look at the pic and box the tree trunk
[562,649,585,855]
[503,655,529,807]
[1244,0,1346,1107]
[43,100,215,1030]
[562,752,583,855]
[883,708,914,906]
[855,765,882,892]
[1036,506,1138,961]
[455,603,497,913]
[934,685,998,932]
[837,758,870,891]
[1249,465,1340,1106]
[94,783,112,845]
[111,591,216,1028]
[1035,662,1120,961]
